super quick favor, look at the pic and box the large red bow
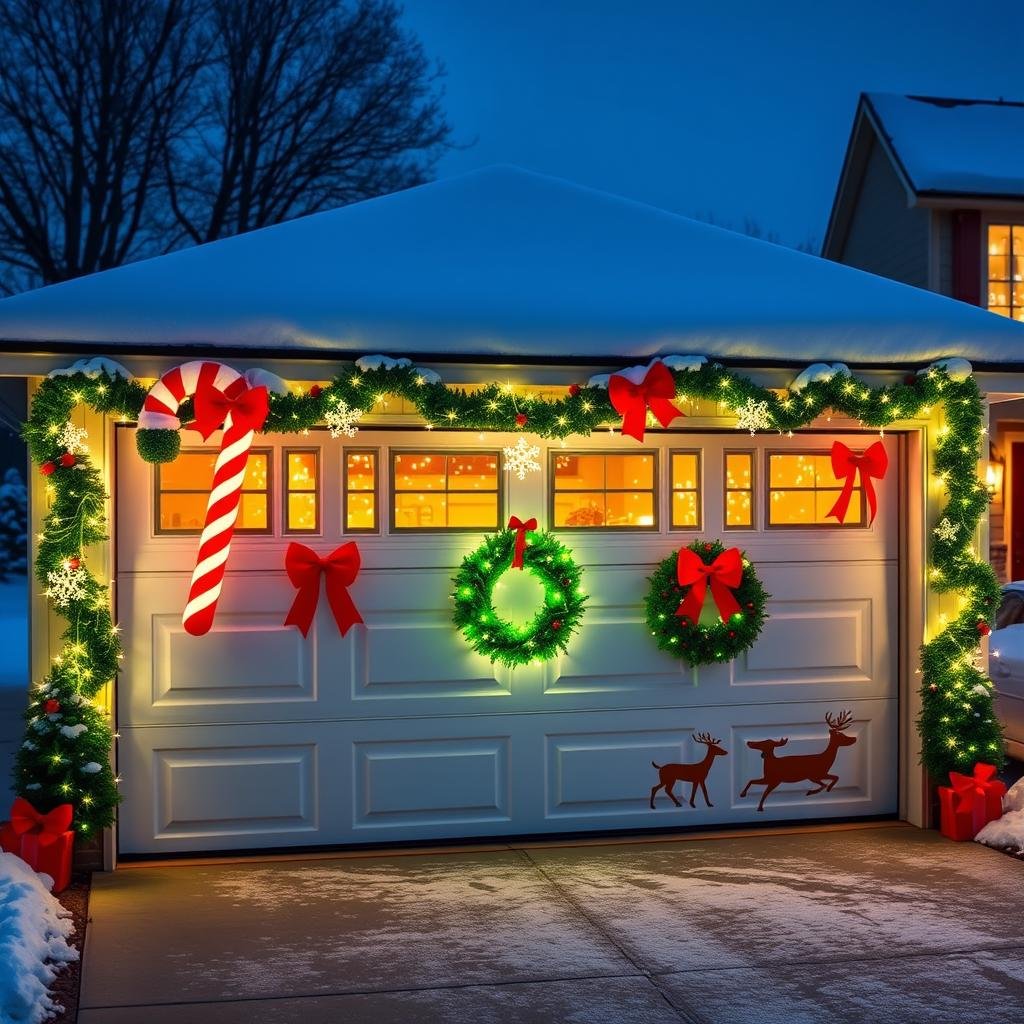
[507,515,537,569]
[193,381,270,440]
[284,541,364,638]
[948,763,1006,814]
[10,797,73,847]
[676,547,743,625]
[827,440,887,525]
[608,362,683,442]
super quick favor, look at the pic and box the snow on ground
[0,852,76,1024]
[976,778,1024,854]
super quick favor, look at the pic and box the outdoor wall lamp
[986,443,1005,500]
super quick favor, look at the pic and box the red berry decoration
[551,619,562,630]
[309,384,322,398]
[44,699,61,715]
[68,557,81,571]
[728,630,736,639]
[978,621,991,636]
[59,453,76,468]
[40,461,56,476]
[703,543,712,551]
[515,413,528,428]
[568,384,581,397]
[904,374,916,385]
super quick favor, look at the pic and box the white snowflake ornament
[735,398,774,435]
[933,518,959,543]
[325,398,362,439]
[56,420,89,454]
[503,437,541,480]
[45,559,88,607]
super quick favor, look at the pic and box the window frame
[282,447,320,535]
[389,448,504,533]
[343,447,380,534]
[764,448,866,530]
[668,448,702,532]
[154,446,273,536]
[549,449,659,532]
[723,448,755,531]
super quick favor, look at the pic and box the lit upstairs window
[987,225,1024,321]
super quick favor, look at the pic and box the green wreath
[452,527,587,666]
[645,539,769,667]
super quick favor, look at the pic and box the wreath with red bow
[645,540,769,667]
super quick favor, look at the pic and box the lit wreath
[451,526,587,666]
[645,539,769,667]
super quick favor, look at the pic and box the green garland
[645,540,769,667]
[19,357,1000,838]
[451,527,586,666]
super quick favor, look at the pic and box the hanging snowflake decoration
[56,420,89,454]
[933,518,959,543]
[503,436,541,480]
[45,559,88,607]
[734,398,774,435]
[325,398,362,438]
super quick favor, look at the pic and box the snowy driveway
[78,823,1024,1023]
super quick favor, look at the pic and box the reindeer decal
[740,710,856,812]
[650,732,728,809]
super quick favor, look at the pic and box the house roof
[864,92,1024,199]
[1,165,1023,367]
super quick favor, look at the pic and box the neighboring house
[824,92,1024,580]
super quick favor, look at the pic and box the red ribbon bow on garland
[675,547,743,625]
[608,362,683,442]
[948,763,1006,814]
[283,541,364,638]
[10,797,73,847]
[507,515,537,569]
[193,381,270,440]
[826,440,888,526]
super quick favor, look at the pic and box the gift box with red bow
[938,763,1006,842]
[0,797,74,892]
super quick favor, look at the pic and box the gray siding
[838,139,929,288]
[934,209,954,296]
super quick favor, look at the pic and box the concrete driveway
[78,823,1024,1023]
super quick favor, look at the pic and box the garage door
[115,427,899,854]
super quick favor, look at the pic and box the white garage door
[115,427,899,854]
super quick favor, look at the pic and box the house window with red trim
[987,225,1024,321]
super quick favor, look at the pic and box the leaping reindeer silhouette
[650,732,728,809]
[740,710,857,812]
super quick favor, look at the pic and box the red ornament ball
[568,384,581,397]
[309,384,322,398]
[746,602,755,610]
[68,557,81,571]
[515,413,528,428]
[44,699,61,715]
[904,374,916,385]
[40,461,56,476]
[728,630,737,639]
[59,453,76,468]
[978,621,991,636]
[703,543,712,551]
[551,619,562,630]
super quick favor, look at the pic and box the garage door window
[345,450,378,532]
[284,449,319,533]
[725,451,754,528]
[392,451,500,530]
[156,449,271,533]
[670,451,701,529]
[553,452,656,529]
[767,451,863,526]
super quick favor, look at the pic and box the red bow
[10,797,73,847]
[676,546,743,625]
[948,763,1006,814]
[608,362,683,442]
[507,515,537,569]
[827,440,888,525]
[193,381,269,440]
[284,541,363,637]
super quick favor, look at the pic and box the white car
[989,582,1024,760]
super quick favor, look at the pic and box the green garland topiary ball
[136,428,181,464]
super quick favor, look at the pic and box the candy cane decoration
[140,361,269,636]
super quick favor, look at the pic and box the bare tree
[0,0,204,291]
[167,0,451,244]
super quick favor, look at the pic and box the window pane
[345,451,376,531]
[605,491,654,527]
[242,453,268,491]
[990,306,1011,318]
[394,453,445,491]
[989,256,1010,281]
[554,493,606,527]
[159,452,216,491]
[447,492,498,527]
[392,451,499,529]
[726,491,752,527]
[287,452,317,491]
[158,493,209,531]
[346,452,375,490]
[671,453,699,490]
[815,490,860,523]
[769,489,814,524]
[990,224,1010,255]
[770,454,813,487]
[606,454,654,490]
[447,454,498,491]
[347,492,376,530]
[554,454,605,488]
[672,490,699,527]
[394,492,444,528]
[238,493,267,530]
[725,453,752,488]
[287,493,317,532]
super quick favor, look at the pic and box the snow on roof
[867,93,1024,197]
[0,164,1023,366]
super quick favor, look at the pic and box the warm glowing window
[987,224,1024,321]
[670,451,701,529]
[553,452,656,529]
[156,449,270,533]
[767,451,862,527]
[284,450,318,533]
[392,451,500,529]
[345,450,377,532]
[725,451,754,528]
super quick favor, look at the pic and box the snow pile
[919,357,972,381]
[47,356,130,380]
[976,778,1024,854]
[587,355,705,389]
[243,367,289,395]
[0,852,77,1023]
[789,362,849,392]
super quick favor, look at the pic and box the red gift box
[939,762,1006,842]
[1,798,75,893]
[0,821,20,855]
[18,830,73,894]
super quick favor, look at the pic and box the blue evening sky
[402,1,1024,248]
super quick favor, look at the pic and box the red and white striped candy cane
[140,361,269,636]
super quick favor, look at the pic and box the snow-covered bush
[0,466,28,579]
